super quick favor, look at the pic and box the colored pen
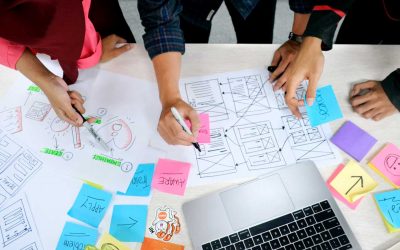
[170,107,201,152]
[72,106,111,151]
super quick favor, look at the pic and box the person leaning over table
[269,0,399,121]
[335,0,400,120]
[0,0,134,126]
[138,0,279,146]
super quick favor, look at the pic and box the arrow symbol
[117,217,138,229]
[345,176,364,195]
[53,136,58,149]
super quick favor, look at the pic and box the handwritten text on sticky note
[119,164,155,197]
[185,113,210,143]
[374,189,400,229]
[56,222,98,250]
[152,158,191,196]
[110,205,148,242]
[330,161,378,203]
[68,184,112,227]
[305,85,343,127]
[369,143,400,187]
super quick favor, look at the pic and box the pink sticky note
[369,143,400,187]
[152,158,191,196]
[326,164,363,209]
[185,113,210,144]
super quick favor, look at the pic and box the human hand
[158,98,200,145]
[269,40,300,90]
[42,76,90,126]
[100,34,133,63]
[350,80,398,121]
[278,37,324,118]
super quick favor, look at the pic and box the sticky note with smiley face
[369,143,400,188]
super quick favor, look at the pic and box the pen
[267,65,278,73]
[170,107,201,152]
[72,106,111,151]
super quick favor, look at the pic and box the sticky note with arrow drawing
[109,205,148,242]
[330,160,378,203]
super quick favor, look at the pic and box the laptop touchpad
[220,174,294,231]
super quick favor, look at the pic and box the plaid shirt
[138,0,264,59]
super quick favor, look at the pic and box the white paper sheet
[0,192,43,250]
[0,57,161,192]
[152,68,342,186]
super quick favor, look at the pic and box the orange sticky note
[185,113,210,143]
[141,237,184,250]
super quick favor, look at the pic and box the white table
[1,45,399,250]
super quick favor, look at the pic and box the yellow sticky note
[330,161,378,203]
[84,180,104,190]
[97,233,130,250]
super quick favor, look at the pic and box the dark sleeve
[381,69,400,111]
[289,0,314,14]
[138,0,185,59]
[303,0,355,50]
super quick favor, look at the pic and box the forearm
[152,52,182,106]
[15,49,57,92]
[292,13,310,35]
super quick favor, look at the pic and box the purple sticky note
[330,121,377,161]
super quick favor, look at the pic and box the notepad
[327,164,363,209]
[68,184,112,227]
[141,237,184,250]
[110,205,148,242]
[185,113,211,143]
[373,189,400,233]
[304,85,343,127]
[118,163,155,197]
[369,143,400,188]
[56,222,98,250]
[330,161,378,203]
[97,233,130,250]
[330,121,377,161]
[152,158,191,196]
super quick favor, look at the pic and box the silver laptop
[183,161,361,250]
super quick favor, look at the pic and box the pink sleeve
[0,37,26,69]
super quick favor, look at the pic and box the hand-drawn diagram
[0,195,42,250]
[0,107,23,134]
[274,84,307,110]
[184,79,229,122]
[385,154,400,176]
[0,131,42,208]
[194,128,236,178]
[95,116,135,151]
[228,75,271,117]
[233,121,285,170]
[25,101,51,121]
[282,114,335,161]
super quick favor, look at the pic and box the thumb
[306,76,318,106]
[111,44,133,57]
[187,110,200,139]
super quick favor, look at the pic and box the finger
[159,126,192,146]
[305,76,318,106]
[69,90,84,103]
[63,105,83,126]
[71,99,85,114]
[354,101,377,115]
[112,35,127,44]
[54,108,79,126]
[350,92,373,107]
[170,122,194,143]
[372,113,385,121]
[285,77,303,118]
[87,117,98,124]
[187,110,201,138]
[351,81,376,97]
[274,74,288,91]
[270,59,290,82]
[110,44,133,58]
[270,50,281,67]
[362,107,381,119]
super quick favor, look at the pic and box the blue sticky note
[68,184,112,227]
[374,190,400,228]
[117,163,155,197]
[56,222,98,250]
[305,85,343,127]
[109,205,148,242]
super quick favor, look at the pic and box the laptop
[183,161,362,250]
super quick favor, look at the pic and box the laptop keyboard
[202,200,352,250]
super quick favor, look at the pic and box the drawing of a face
[385,154,400,176]
[96,118,134,150]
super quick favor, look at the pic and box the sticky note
[185,113,210,143]
[327,164,363,209]
[330,121,377,161]
[68,184,112,227]
[141,237,184,250]
[330,161,378,203]
[304,85,343,127]
[56,222,98,250]
[97,233,130,250]
[369,143,400,188]
[152,158,191,196]
[118,163,155,196]
[110,205,148,242]
[373,190,400,233]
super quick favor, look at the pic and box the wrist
[160,91,181,108]
[301,36,322,51]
